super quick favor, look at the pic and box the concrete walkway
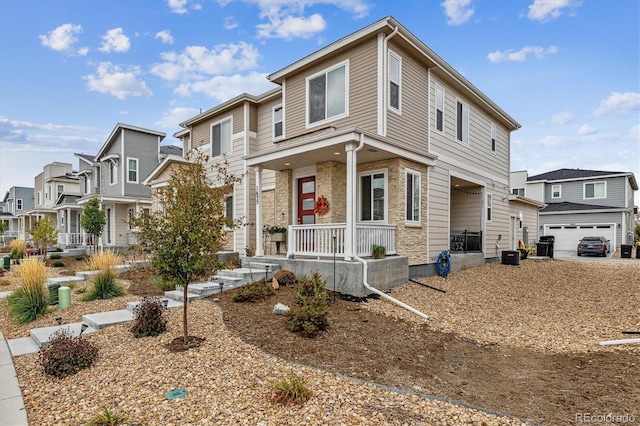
[1,331,28,426]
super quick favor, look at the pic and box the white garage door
[544,224,616,252]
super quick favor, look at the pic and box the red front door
[297,177,315,252]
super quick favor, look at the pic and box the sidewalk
[0,330,29,426]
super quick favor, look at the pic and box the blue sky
[1,0,638,204]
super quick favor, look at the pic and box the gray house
[511,169,638,251]
[1,186,34,244]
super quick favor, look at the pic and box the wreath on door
[313,195,330,217]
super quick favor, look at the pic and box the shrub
[130,297,167,338]
[286,271,330,337]
[9,239,27,260]
[52,260,65,267]
[7,258,48,324]
[75,255,86,261]
[273,270,296,287]
[152,275,176,292]
[271,373,311,406]
[49,253,62,260]
[82,250,125,301]
[371,244,386,259]
[38,329,99,378]
[233,278,275,303]
[86,407,129,426]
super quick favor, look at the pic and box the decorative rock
[272,303,290,315]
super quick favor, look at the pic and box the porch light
[333,152,341,156]
[284,162,291,166]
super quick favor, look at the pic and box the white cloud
[84,62,153,100]
[577,124,597,136]
[528,0,580,22]
[225,16,239,30]
[150,42,260,82]
[487,45,558,62]
[174,72,275,100]
[549,110,574,125]
[593,92,640,116]
[167,0,188,14]
[257,13,326,40]
[39,23,85,54]
[155,30,174,45]
[99,28,131,53]
[441,0,474,26]
[155,107,201,128]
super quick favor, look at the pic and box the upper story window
[109,161,118,185]
[389,50,401,112]
[435,85,445,132]
[551,184,561,199]
[456,100,469,144]
[273,105,283,139]
[486,193,493,222]
[84,176,91,194]
[405,169,421,223]
[211,118,232,157]
[584,181,606,199]
[512,188,525,197]
[46,185,51,200]
[359,169,387,222]
[127,157,139,183]
[491,123,496,153]
[307,60,348,126]
[17,199,23,210]
[57,185,64,199]
[37,192,41,205]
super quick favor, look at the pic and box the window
[224,194,234,222]
[456,100,469,144]
[359,170,386,221]
[16,199,23,210]
[486,193,492,222]
[37,192,41,205]
[84,176,91,194]
[435,85,444,132]
[273,105,283,139]
[491,123,496,152]
[47,185,51,200]
[127,158,139,183]
[389,50,401,111]
[212,118,232,157]
[405,170,421,223]
[551,185,561,199]
[584,182,606,199]
[109,161,118,185]
[57,185,64,198]
[307,61,348,125]
[128,207,135,230]
[512,188,525,197]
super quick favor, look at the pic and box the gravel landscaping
[1,257,638,425]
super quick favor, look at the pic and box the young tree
[32,217,59,260]
[132,153,243,348]
[80,198,106,253]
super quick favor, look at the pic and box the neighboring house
[75,123,179,250]
[512,169,638,251]
[153,16,523,294]
[19,162,80,244]
[0,186,34,244]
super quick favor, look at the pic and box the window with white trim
[109,161,118,185]
[456,100,469,144]
[307,61,348,125]
[273,105,283,139]
[211,118,232,157]
[47,185,51,200]
[359,170,387,222]
[127,158,139,183]
[435,85,444,132]
[584,181,606,199]
[389,50,401,111]
[551,184,561,199]
[405,170,421,223]
[17,199,23,210]
[128,207,135,230]
[486,193,492,222]
[57,185,64,199]
[224,194,234,223]
[512,188,525,197]
[491,123,496,152]
[37,192,41,205]
[84,176,91,194]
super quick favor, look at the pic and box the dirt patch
[217,261,640,426]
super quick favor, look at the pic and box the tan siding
[250,104,258,133]
[256,96,283,151]
[386,42,429,154]
[450,186,482,232]
[427,166,450,262]
[190,106,244,151]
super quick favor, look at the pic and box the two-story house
[1,186,34,245]
[150,16,522,295]
[19,162,80,244]
[75,123,173,250]
[511,168,638,251]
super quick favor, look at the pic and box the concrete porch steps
[29,323,97,348]
[82,310,134,330]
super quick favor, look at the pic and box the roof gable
[528,168,626,182]
[95,123,166,161]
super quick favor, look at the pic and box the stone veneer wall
[315,161,347,224]
[274,170,293,229]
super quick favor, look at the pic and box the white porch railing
[58,233,86,246]
[288,223,396,258]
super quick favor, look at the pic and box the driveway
[554,249,639,264]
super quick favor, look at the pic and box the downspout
[355,254,430,321]
[381,26,399,136]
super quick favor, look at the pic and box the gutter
[354,255,430,321]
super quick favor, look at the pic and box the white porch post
[254,166,264,257]
[345,142,357,260]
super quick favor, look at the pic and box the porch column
[345,142,357,260]
[254,166,264,257]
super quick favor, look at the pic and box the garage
[543,224,616,252]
